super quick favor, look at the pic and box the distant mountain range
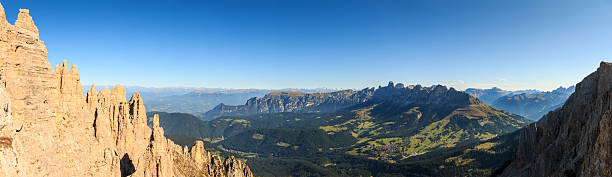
[89,84,574,122]
[200,88,370,120]
[203,82,488,120]
[465,86,575,120]
[148,82,530,176]
[83,85,342,119]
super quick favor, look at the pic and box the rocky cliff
[0,3,252,177]
[498,62,612,177]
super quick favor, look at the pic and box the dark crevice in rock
[120,153,136,177]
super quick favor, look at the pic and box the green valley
[147,83,531,176]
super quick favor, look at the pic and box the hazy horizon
[85,82,575,92]
[2,0,610,91]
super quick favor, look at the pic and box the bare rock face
[0,3,252,177]
[498,62,612,177]
[178,141,254,177]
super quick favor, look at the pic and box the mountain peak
[0,3,6,25]
[15,9,38,38]
[388,81,395,87]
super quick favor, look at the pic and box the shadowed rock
[498,62,612,177]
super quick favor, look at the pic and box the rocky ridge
[201,89,371,120]
[498,62,612,177]
[0,3,252,177]
[203,81,480,120]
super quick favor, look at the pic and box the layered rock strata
[0,3,252,177]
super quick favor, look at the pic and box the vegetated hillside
[219,128,356,157]
[153,83,531,176]
[152,111,338,140]
[491,86,574,120]
[211,99,527,160]
[237,126,524,177]
[251,131,521,177]
[164,124,523,177]
[147,112,214,138]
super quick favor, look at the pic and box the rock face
[0,3,252,177]
[203,81,488,120]
[498,62,612,177]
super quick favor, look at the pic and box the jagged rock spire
[0,2,7,25]
[70,64,78,74]
[15,9,39,37]
[111,84,127,103]
[88,84,96,94]
[152,114,160,128]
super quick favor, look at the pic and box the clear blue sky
[2,0,611,91]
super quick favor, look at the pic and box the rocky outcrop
[0,3,251,177]
[178,141,253,177]
[203,81,481,120]
[498,62,612,177]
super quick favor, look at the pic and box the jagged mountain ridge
[498,62,612,176]
[0,3,252,177]
[201,89,371,120]
[491,86,575,120]
[465,86,575,120]
[203,81,488,120]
